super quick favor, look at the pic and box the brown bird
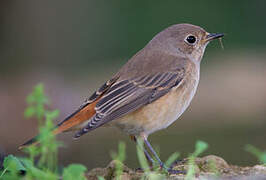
[20,23,223,173]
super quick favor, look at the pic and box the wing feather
[74,70,185,138]
[56,76,118,127]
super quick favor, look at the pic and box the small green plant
[97,176,105,180]
[63,164,87,180]
[207,159,220,176]
[0,155,25,179]
[0,83,87,180]
[110,142,126,180]
[24,83,61,172]
[245,144,266,164]
[185,140,208,180]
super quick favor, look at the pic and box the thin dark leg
[143,136,185,174]
[130,135,155,165]
[143,137,164,168]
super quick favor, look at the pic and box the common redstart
[20,23,224,173]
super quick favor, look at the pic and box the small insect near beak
[206,33,224,42]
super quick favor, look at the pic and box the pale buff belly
[110,75,199,136]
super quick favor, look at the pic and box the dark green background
[1,0,265,74]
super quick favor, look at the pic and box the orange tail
[19,99,99,150]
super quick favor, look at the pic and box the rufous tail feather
[18,99,99,150]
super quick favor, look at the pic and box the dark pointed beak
[206,33,224,41]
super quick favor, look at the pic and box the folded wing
[74,70,185,138]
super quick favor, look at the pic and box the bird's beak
[205,33,224,42]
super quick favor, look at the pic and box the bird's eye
[185,35,197,45]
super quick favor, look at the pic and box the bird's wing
[74,68,185,138]
[54,76,119,133]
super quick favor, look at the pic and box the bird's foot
[167,168,186,175]
[166,159,187,174]
[136,165,186,175]
[169,159,186,169]
[135,165,154,172]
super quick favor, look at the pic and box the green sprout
[185,140,208,180]
[0,83,87,180]
[245,144,266,164]
[63,164,87,180]
[110,142,126,180]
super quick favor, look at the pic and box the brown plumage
[19,24,223,173]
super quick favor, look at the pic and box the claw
[167,168,186,175]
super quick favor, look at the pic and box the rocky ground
[86,155,266,180]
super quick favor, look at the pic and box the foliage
[110,142,126,180]
[0,155,25,179]
[1,83,264,180]
[245,144,266,164]
[185,140,208,180]
[0,83,87,180]
[63,164,87,180]
[24,83,49,122]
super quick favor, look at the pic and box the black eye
[185,35,197,44]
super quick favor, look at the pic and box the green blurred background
[1,0,266,170]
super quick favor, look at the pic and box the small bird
[20,23,223,173]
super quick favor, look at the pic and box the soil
[85,155,266,180]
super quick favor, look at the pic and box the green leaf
[136,139,150,173]
[63,164,87,180]
[18,158,56,179]
[34,83,44,97]
[185,140,208,180]
[261,153,266,164]
[98,176,105,180]
[110,142,126,180]
[165,152,180,168]
[45,110,60,121]
[117,142,126,162]
[194,140,208,157]
[18,158,34,169]
[26,94,35,104]
[0,169,7,179]
[245,144,266,164]
[24,106,36,118]
[145,172,165,180]
[3,155,26,172]
[34,83,49,104]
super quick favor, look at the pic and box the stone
[85,156,266,180]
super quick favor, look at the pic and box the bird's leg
[140,134,164,168]
[130,135,155,166]
[140,133,185,174]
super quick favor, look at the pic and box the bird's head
[149,23,224,63]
